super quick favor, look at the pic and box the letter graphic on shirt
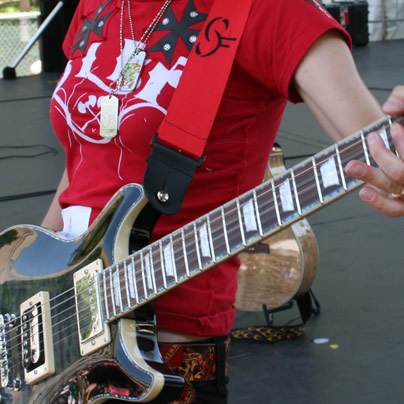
[52,38,188,178]
[135,56,187,105]
[56,41,187,133]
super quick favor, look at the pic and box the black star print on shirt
[148,0,208,64]
[72,0,114,54]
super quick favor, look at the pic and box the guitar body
[235,145,319,311]
[0,184,184,403]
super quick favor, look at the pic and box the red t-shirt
[50,0,350,337]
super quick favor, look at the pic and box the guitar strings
[99,116,399,315]
[91,117,395,327]
[0,149,356,375]
[0,118,392,363]
[2,116,402,374]
[0,117,393,351]
[103,118,392,306]
[2,125,398,376]
[2,288,82,367]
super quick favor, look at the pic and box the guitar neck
[99,115,404,322]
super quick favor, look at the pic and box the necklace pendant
[100,95,119,139]
[120,50,146,92]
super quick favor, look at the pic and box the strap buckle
[143,134,205,215]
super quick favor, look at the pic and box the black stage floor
[1,40,404,404]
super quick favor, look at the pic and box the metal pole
[11,1,65,69]
[2,1,64,79]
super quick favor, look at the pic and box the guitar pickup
[73,259,111,356]
[20,291,55,384]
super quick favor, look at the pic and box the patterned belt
[159,338,229,382]
[159,337,230,404]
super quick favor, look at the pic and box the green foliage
[0,1,39,14]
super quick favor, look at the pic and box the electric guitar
[0,115,402,403]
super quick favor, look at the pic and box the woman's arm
[292,30,404,217]
[41,168,69,231]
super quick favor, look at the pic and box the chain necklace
[116,0,172,92]
[100,0,173,139]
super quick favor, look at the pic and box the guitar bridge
[20,291,55,384]
[74,259,111,356]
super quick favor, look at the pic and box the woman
[42,0,404,402]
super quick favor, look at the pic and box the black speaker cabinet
[38,0,79,72]
[324,1,369,46]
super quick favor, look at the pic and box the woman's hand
[345,86,404,217]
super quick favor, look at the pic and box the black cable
[0,144,58,161]
[0,190,56,203]
[0,144,59,201]
[0,95,52,104]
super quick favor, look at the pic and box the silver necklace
[117,0,172,92]
[100,0,173,139]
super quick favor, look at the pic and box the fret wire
[112,265,121,312]
[140,251,149,300]
[159,240,168,289]
[206,215,216,263]
[387,117,400,158]
[149,248,157,294]
[236,199,246,246]
[170,235,178,282]
[271,180,282,226]
[312,157,324,204]
[115,264,123,313]
[335,144,347,190]
[221,206,231,254]
[290,169,302,216]
[193,222,203,270]
[130,256,139,304]
[102,271,109,320]
[108,267,116,318]
[253,189,264,237]
[181,229,190,277]
[360,131,370,165]
[293,164,313,213]
[124,260,131,308]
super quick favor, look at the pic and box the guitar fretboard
[98,115,404,322]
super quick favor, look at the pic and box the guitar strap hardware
[143,0,253,215]
[144,134,205,216]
